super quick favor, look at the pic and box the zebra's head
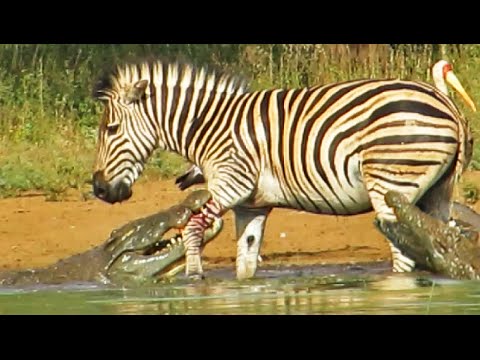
[91,59,249,204]
[92,62,158,204]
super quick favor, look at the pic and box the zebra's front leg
[183,200,224,279]
[233,207,272,280]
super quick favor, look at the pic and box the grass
[0,110,189,200]
[460,181,480,204]
[0,120,93,199]
[0,135,189,201]
[1,44,480,199]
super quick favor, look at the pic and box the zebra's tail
[452,110,473,189]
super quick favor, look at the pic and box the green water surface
[0,263,479,315]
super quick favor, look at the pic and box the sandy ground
[1,172,479,273]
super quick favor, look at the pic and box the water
[0,262,479,315]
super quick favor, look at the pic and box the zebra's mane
[93,57,250,100]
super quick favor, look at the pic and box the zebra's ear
[124,79,149,104]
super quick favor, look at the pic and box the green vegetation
[0,44,479,199]
[461,181,480,204]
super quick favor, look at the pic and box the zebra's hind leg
[415,163,456,224]
[233,207,272,280]
[370,178,456,273]
[363,144,458,273]
[368,182,423,272]
[374,214,431,291]
[374,218,422,272]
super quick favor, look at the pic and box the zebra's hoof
[188,273,205,281]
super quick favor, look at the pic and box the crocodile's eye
[107,123,120,136]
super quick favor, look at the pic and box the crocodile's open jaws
[0,190,223,288]
[106,214,223,285]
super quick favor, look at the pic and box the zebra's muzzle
[93,171,132,204]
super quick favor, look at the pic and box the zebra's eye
[107,123,120,136]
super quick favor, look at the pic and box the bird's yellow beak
[445,71,477,112]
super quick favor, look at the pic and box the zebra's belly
[250,170,373,215]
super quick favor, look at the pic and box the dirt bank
[1,172,479,273]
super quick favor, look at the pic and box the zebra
[92,58,475,280]
[174,61,476,191]
[175,164,206,190]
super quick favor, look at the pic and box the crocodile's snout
[104,189,223,284]
[0,189,223,288]
[385,191,408,209]
[382,190,480,280]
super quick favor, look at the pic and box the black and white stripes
[92,59,470,277]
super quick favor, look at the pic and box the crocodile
[0,190,223,288]
[382,191,480,280]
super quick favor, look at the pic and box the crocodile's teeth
[448,220,457,227]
